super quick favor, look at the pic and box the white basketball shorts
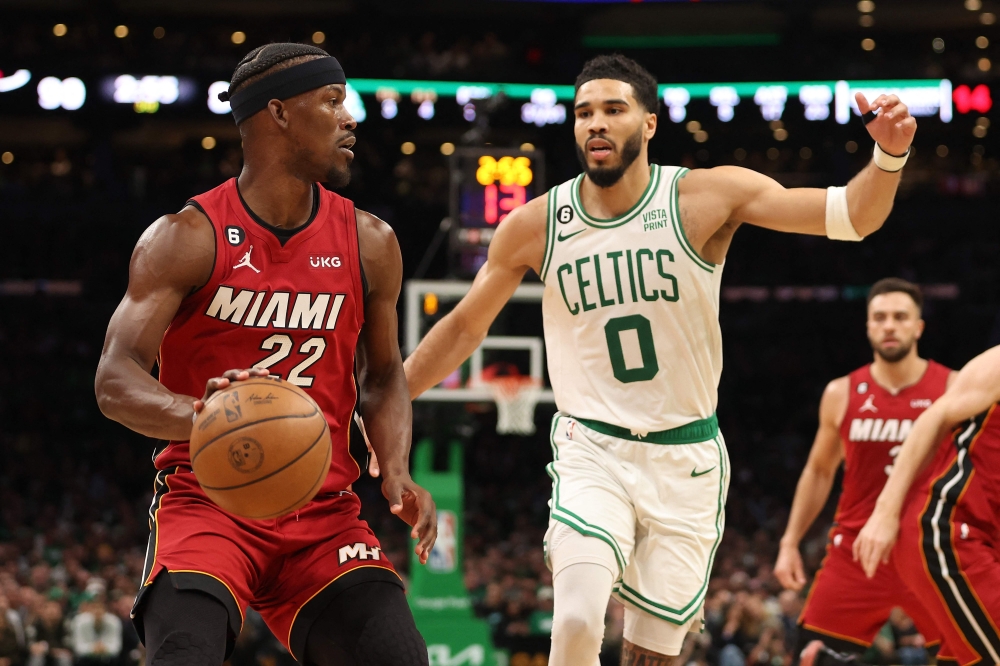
[542,412,730,652]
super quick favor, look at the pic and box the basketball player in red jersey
[95,44,435,666]
[774,278,954,661]
[857,345,1000,666]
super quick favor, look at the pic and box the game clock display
[449,148,544,276]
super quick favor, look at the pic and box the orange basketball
[190,377,331,520]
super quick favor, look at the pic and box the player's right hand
[193,368,270,414]
[853,508,899,578]
[774,542,807,591]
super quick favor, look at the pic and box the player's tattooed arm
[96,206,239,441]
[621,640,676,666]
[355,209,438,564]
[855,345,1000,576]
[403,196,546,399]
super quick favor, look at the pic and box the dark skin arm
[356,210,438,564]
[95,206,269,440]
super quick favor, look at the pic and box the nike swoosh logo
[690,466,716,477]
[557,229,585,242]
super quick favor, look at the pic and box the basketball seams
[199,420,330,491]
[191,378,332,518]
[190,411,320,464]
[245,426,331,519]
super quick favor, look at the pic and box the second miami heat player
[95,44,435,666]
[774,278,954,659]
[857,344,1000,666]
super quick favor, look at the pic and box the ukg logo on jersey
[309,256,342,269]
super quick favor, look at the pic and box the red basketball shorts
[895,480,1000,666]
[799,527,942,650]
[131,466,401,661]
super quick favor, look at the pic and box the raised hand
[856,92,917,157]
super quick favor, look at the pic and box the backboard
[404,279,554,404]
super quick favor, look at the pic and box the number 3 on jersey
[255,334,327,387]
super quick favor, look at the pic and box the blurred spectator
[68,601,120,666]
[0,596,25,666]
[26,601,71,666]
[888,607,929,666]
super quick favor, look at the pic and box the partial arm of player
[775,377,848,591]
[684,93,916,239]
[403,196,547,399]
[95,208,269,441]
[355,210,438,563]
[854,346,1000,577]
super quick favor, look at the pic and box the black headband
[220,57,347,124]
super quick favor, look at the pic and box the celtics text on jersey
[540,165,723,435]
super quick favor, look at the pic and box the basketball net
[486,376,541,435]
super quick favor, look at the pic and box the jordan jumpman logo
[234,245,261,273]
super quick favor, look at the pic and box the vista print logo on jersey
[309,256,342,269]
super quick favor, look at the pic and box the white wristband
[873,143,910,172]
[825,186,863,242]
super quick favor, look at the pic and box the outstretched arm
[775,377,847,591]
[404,196,547,399]
[685,93,916,240]
[356,210,437,563]
[854,345,1000,576]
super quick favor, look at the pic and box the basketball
[189,377,331,520]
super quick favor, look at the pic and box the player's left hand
[855,92,917,157]
[382,473,437,565]
[853,508,899,578]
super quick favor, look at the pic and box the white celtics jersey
[540,164,723,433]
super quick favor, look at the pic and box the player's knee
[353,612,428,666]
[150,632,220,666]
[552,605,605,645]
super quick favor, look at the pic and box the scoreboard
[449,148,544,276]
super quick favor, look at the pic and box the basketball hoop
[486,375,541,435]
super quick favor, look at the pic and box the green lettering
[593,254,615,308]
[636,249,658,302]
[575,257,596,312]
[604,314,659,383]
[557,264,579,315]
[607,251,625,304]
[656,250,680,302]
[624,250,639,303]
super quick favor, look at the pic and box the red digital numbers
[484,184,527,224]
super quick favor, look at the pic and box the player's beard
[575,124,643,189]
[325,163,351,189]
[872,338,914,363]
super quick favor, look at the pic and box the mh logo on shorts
[338,543,381,565]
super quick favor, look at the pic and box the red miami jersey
[834,360,951,532]
[156,178,366,492]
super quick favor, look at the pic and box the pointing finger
[854,92,872,114]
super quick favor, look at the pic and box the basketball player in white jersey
[404,55,917,666]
